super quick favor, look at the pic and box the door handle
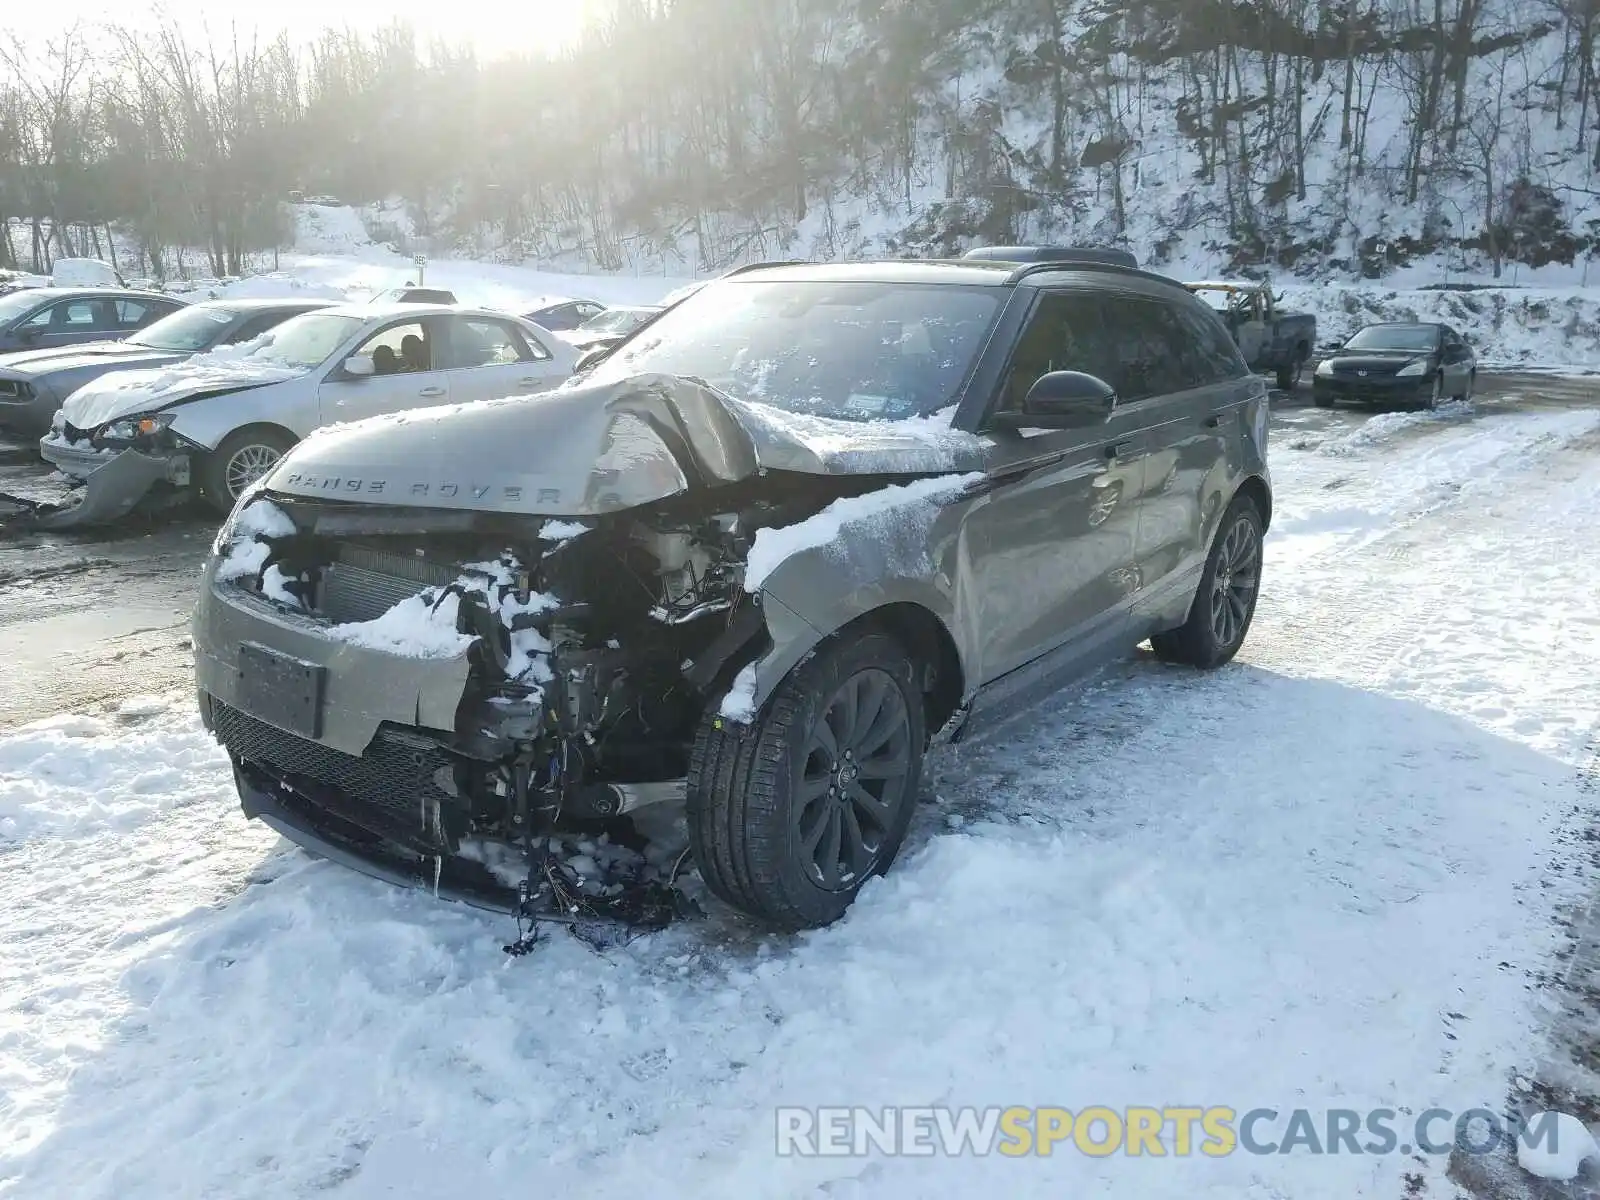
[518,377,543,387]
[1105,440,1138,459]
[418,386,446,398]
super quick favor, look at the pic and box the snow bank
[0,710,227,841]
[744,472,982,591]
[215,273,347,302]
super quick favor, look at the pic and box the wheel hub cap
[792,668,914,892]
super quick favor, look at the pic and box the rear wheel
[1151,496,1264,669]
[687,631,924,930]
[1276,351,1306,391]
[200,426,296,514]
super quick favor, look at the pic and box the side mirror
[994,371,1118,430]
[343,353,375,377]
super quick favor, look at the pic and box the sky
[0,0,598,59]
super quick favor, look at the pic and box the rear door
[1116,293,1255,629]
[439,315,568,403]
[963,289,1149,686]
[317,315,452,424]
[113,297,177,334]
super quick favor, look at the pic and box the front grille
[317,543,459,624]
[210,697,460,855]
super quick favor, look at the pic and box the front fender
[725,500,978,720]
[167,380,315,451]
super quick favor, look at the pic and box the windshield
[0,291,43,325]
[585,281,1003,421]
[1344,325,1438,352]
[127,305,236,351]
[246,312,364,369]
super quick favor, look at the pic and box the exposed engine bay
[204,475,888,938]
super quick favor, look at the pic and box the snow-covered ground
[1,390,1598,1197]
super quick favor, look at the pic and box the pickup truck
[1184,281,1316,390]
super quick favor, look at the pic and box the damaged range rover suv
[193,254,1272,930]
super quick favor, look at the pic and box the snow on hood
[266,373,984,516]
[61,341,307,429]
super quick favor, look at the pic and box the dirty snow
[538,520,589,542]
[3,391,1600,1199]
[744,472,983,591]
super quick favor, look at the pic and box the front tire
[687,631,925,930]
[200,426,296,514]
[1151,496,1264,669]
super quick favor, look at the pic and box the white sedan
[38,303,578,522]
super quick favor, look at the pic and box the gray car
[0,287,185,362]
[191,254,1272,931]
[0,298,331,436]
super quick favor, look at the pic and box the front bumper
[1312,374,1433,404]
[233,760,518,913]
[0,384,57,435]
[25,440,180,528]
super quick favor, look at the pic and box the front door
[440,315,570,403]
[318,316,453,424]
[963,289,1149,688]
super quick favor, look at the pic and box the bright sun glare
[2,0,595,58]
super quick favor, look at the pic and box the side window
[27,300,103,329]
[1098,297,1222,399]
[353,320,431,375]
[115,300,150,326]
[443,317,538,369]
[576,303,605,320]
[1173,303,1248,385]
[997,292,1115,412]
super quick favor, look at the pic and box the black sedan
[1312,322,1477,411]
[0,297,331,436]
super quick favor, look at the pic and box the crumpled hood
[61,353,306,429]
[265,372,984,516]
[0,341,154,376]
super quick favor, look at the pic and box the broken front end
[193,484,824,914]
[32,412,191,528]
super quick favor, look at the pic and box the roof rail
[1005,257,1190,291]
[719,259,810,278]
[963,245,1139,269]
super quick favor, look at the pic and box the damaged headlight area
[204,487,817,939]
[94,411,180,449]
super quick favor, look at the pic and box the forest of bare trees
[2,0,1597,279]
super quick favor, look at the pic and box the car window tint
[1098,296,1213,399]
[27,300,102,328]
[444,318,531,369]
[999,292,1117,411]
[115,300,150,325]
[1172,302,1248,384]
[355,321,431,374]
